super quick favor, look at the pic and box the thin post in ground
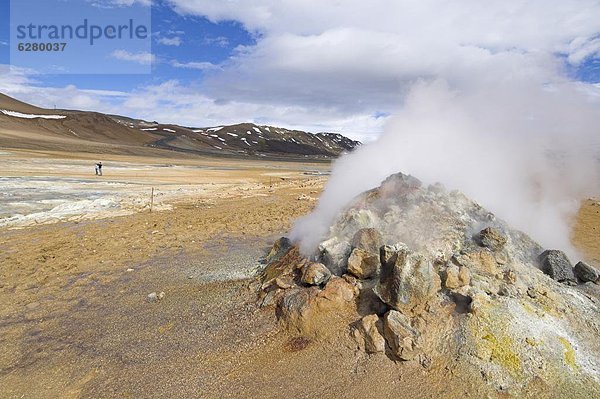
[150,187,154,212]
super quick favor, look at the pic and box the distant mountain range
[0,93,361,159]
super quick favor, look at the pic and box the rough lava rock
[538,250,576,284]
[353,314,386,353]
[442,264,471,289]
[574,261,599,283]
[318,236,351,275]
[476,227,508,251]
[263,237,292,264]
[347,248,380,279]
[351,228,383,254]
[374,245,441,316]
[301,262,332,286]
[383,310,419,361]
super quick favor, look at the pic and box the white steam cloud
[291,58,600,257]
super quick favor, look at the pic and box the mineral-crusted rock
[476,227,507,251]
[276,277,356,335]
[458,266,471,286]
[347,248,380,279]
[315,276,357,309]
[275,275,294,289]
[262,245,306,287]
[318,236,351,275]
[353,314,385,353]
[453,249,499,277]
[443,264,470,289]
[384,310,419,360]
[351,228,383,254]
[574,261,599,283]
[375,246,441,316]
[276,287,317,333]
[301,262,332,286]
[380,243,409,269]
[538,250,576,284]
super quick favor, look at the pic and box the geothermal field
[2,1,600,398]
[0,130,599,398]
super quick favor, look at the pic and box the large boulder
[351,228,383,254]
[476,227,507,251]
[352,314,385,353]
[375,245,441,316]
[574,261,599,283]
[276,287,317,333]
[383,310,419,361]
[318,237,351,275]
[347,248,380,279]
[275,277,357,335]
[538,250,576,284]
[301,262,332,286]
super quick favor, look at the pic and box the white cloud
[110,50,155,65]
[89,0,151,7]
[170,60,221,71]
[203,36,229,48]
[164,0,600,139]
[568,36,600,65]
[157,36,183,46]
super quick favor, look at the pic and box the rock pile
[259,172,600,396]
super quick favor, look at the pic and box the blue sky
[0,0,599,141]
[1,0,253,91]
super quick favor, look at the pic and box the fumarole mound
[259,172,600,397]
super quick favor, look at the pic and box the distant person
[95,162,103,176]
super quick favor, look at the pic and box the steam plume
[291,59,600,258]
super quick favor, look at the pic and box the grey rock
[380,243,408,269]
[375,246,441,316]
[147,292,158,302]
[574,261,599,283]
[380,245,398,268]
[318,237,351,275]
[538,250,576,283]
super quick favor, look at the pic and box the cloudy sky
[1,0,599,141]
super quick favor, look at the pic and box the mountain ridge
[0,93,361,159]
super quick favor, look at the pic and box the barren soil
[0,150,598,398]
